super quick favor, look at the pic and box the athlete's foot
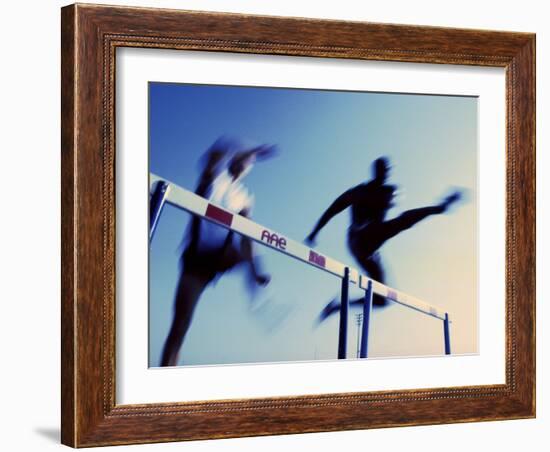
[255,273,271,286]
[317,298,341,324]
[440,190,462,212]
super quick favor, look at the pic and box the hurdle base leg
[337,267,350,359]
[443,313,451,355]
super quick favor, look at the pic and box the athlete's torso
[197,170,253,252]
[350,181,393,227]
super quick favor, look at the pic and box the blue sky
[148,82,477,367]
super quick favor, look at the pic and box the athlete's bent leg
[160,271,211,367]
[318,254,388,323]
[358,254,389,306]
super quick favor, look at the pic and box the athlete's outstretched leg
[160,270,211,367]
[384,206,442,239]
[383,192,461,242]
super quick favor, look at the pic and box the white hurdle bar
[149,173,452,358]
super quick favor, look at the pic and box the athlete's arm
[306,187,356,245]
[187,151,229,247]
[195,150,227,197]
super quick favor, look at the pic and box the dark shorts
[181,244,244,280]
[348,213,422,259]
[348,223,385,259]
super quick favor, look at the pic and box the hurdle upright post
[443,313,451,355]
[150,181,169,242]
[338,267,350,359]
[360,279,373,359]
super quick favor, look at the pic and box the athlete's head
[228,144,278,180]
[229,152,256,179]
[372,157,391,183]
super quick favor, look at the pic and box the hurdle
[149,173,452,359]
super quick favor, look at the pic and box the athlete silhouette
[160,137,276,367]
[305,157,462,321]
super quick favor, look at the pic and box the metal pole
[355,314,363,358]
[150,181,169,242]
[443,313,451,355]
[360,280,373,358]
[337,267,350,359]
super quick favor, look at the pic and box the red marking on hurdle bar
[387,290,398,301]
[309,250,326,268]
[205,204,233,226]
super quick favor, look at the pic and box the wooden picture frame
[61,3,535,447]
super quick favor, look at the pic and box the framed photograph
[61,3,535,447]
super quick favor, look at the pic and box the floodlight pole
[355,314,363,358]
[338,267,350,359]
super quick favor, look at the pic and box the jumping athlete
[305,157,462,321]
[160,137,276,367]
